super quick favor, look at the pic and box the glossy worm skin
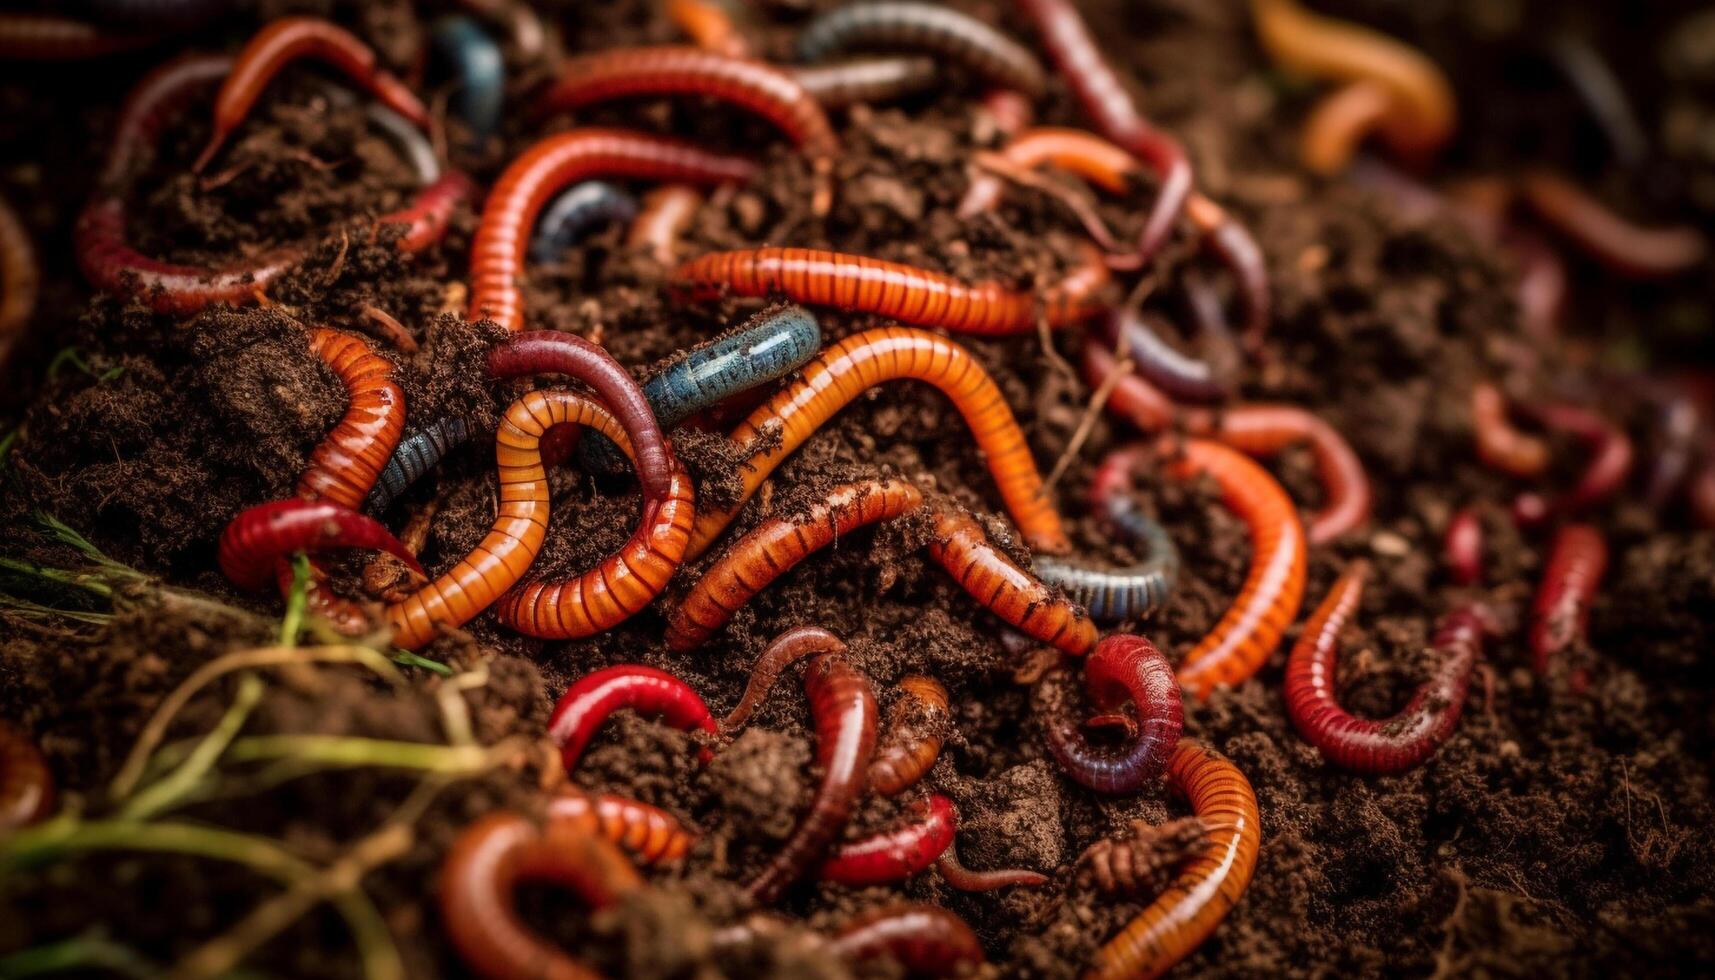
[1250,0,1456,161]
[627,185,704,265]
[431,16,504,141]
[1529,402,1635,519]
[745,652,878,905]
[665,0,751,58]
[797,1,1045,98]
[1035,470,1180,622]
[686,326,1071,558]
[1301,78,1396,176]
[1035,634,1183,793]
[721,625,849,733]
[0,13,147,60]
[0,193,38,363]
[581,305,822,475]
[469,129,757,333]
[819,794,957,886]
[100,54,232,185]
[440,810,643,980]
[299,329,405,510]
[1285,562,1484,774]
[549,665,718,774]
[1087,740,1260,980]
[1444,505,1483,586]
[1183,193,1273,354]
[367,417,473,513]
[1471,381,1550,478]
[1108,307,1232,405]
[362,101,439,185]
[218,499,422,592]
[1012,0,1191,260]
[869,675,950,796]
[546,790,696,866]
[788,57,940,109]
[0,721,55,832]
[194,17,429,172]
[1530,523,1607,681]
[530,181,639,263]
[1518,171,1708,279]
[926,507,1099,655]
[936,845,1050,892]
[829,904,986,977]
[380,169,478,254]
[671,246,1105,336]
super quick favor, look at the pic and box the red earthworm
[868,675,950,796]
[0,193,38,365]
[1517,171,1708,279]
[0,720,55,832]
[101,53,233,185]
[1183,192,1272,353]
[0,13,150,60]
[627,185,705,265]
[934,844,1049,892]
[672,245,1105,336]
[538,47,838,213]
[383,389,629,650]
[1103,306,1232,406]
[1086,339,1176,431]
[1033,633,1182,792]
[1285,561,1484,774]
[1506,227,1567,341]
[1471,381,1550,478]
[1012,0,1191,260]
[818,794,956,886]
[981,88,1035,135]
[469,129,756,333]
[549,665,718,774]
[1300,79,1396,176]
[1643,394,1699,509]
[439,810,643,980]
[788,57,941,109]
[1530,523,1607,683]
[685,326,1071,558]
[666,0,751,58]
[297,329,405,510]
[194,17,429,172]
[1526,401,1635,519]
[1444,505,1484,586]
[721,625,848,734]
[796,1,1045,98]
[546,790,696,866]
[921,508,1099,655]
[376,169,478,254]
[1079,816,1208,897]
[828,904,985,977]
[218,499,422,592]
[1088,740,1260,980]
[745,652,878,905]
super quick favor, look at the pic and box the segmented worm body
[0,193,38,362]
[1035,474,1179,622]
[745,652,878,905]
[798,1,1044,97]
[1285,562,1484,774]
[0,721,54,832]
[927,508,1099,655]
[829,904,986,976]
[549,665,718,773]
[1108,307,1232,404]
[1089,741,1260,980]
[1035,634,1182,793]
[546,790,696,866]
[788,57,940,108]
[721,625,848,733]
[1444,506,1483,586]
[628,185,704,264]
[469,129,756,332]
[685,327,1070,558]
[218,499,421,592]
[935,846,1049,892]
[819,794,957,886]
[1301,79,1395,175]
[431,16,504,141]
[440,810,643,980]
[1471,382,1550,478]
[0,13,147,60]
[298,329,405,510]
[74,194,298,315]
[379,169,477,254]
[869,675,950,796]
[1518,171,1708,279]
[367,417,473,513]
[530,181,639,262]
[1530,523,1606,681]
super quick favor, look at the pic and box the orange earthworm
[1301,78,1396,176]
[0,720,54,832]
[685,327,1071,559]
[665,0,751,58]
[546,790,696,866]
[1517,171,1708,279]
[297,329,405,511]
[1470,381,1550,478]
[627,185,705,265]
[1087,740,1260,980]
[924,507,1098,655]
[868,675,951,796]
[468,129,756,333]
[0,193,38,368]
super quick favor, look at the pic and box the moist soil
[3,1,1714,977]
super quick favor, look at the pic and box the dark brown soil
[3,1,1713,978]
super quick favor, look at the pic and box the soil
[2,0,1714,978]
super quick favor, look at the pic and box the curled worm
[549,664,718,773]
[788,57,940,109]
[1034,634,1182,793]
[797,1,1044,97]
[530,181,639,263]
[627,184,705,265]
[1526,401,1635,520]
[546,790,696,866]
[366,417,473,513]
[925,508,1098,655]
[1471,381,1550,478]
[0,193,39,367]
[829,904,986,976]
[1034,474,1180,623]
[868,675,951,796]
[431,16,504,142]
[0,721,55,832]
[218,499,422,592]
[1517,171,1708,279]
[298,329,405,511]
[1105,306,1233,405]
[1530,523,1606,687]
[1301,78,1396,176]
[720,625,847,734]
[819,794,957,886]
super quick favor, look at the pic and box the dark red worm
[935,844,1049,892]
[548,665,718,774]
[218,499,422,593]
[1184,192,1273,354]
[868,675,951,796]
[1518,170,1709,280]
[1470,381,1550,478]
[720,625,848,734]
[1524,401,1635,521]
[1034,633,1182,793]
[1444,505,1484,586]
[745,651,878,905]
[0,13,151,60]
[545,790,697,866]
[468,129,757,333]
[1284,561,1485,774]
[377,169,478,254]
[0,720,55,832]
[828,904,986,977]
[0,192,38,369]
[1530,523,1607,687]
[818,794,957,886]
[194,17,429,172]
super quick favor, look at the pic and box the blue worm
[1035,498,1179,622]
[367,417,473,513]
[580,305,822,475]
[529,181,639,264]
[431,15,504,142]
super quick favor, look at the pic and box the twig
[323,229,351,286]
[1044,355,1133,492]
[120,674,266,822]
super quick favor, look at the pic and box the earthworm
[298,329,406,511]
[538,47,838,212]
[1301,78,1395,176]
[671,245,1105,335]
[721,625,848,734]
[0,193,39,361]
[1088,740,1260,980]
[0,720,55,832]
[0,13,148,60]
[1105,307,1232,404]
[1529,523,1606,683]
[868,675,951,796]
[745,652,878,905]
[530,181,639,263]
[797,1,1045,98]
[922,507,1097,655]
[1444,505,1484,586]
[1285,561,1484,774]
[818,794,956,886]
[934,845,1049,892]
[367,417,474,513]
[549,664,718,773]
[1182,192,1273,354]
[958,127,1155,264]
[378,169,478,254]
[685,326,1070,558]
[1471,381,1550,478]
[1035,459,1181,622]
[100,53,233,184]
[788,57,940,109]
[431,16,504,141]
[439,810,644,980]
[580,304,822,475]
[981,88,1035,135]
[1034,633,1182,793]
[1249,0,1456,162]
[828,904,986,976]
[1080,816,1208,897]
[628,185,705,264]
[382,389,627,650]
[1517,171,1707,279]
[1526,401,1635,519]
[666,0,751,58]
[1012,0,1192,259]
[546,790,696,866]
[218,499,422,592]
[362,101,440,184]
[1086,339,1175,431]
[468,129,757,333]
